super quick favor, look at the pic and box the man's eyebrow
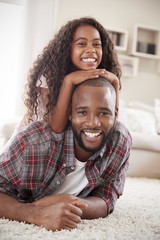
[98,107,112,113]
[98,107,110,111]
[75,106,88,110]
[73,37,101,42]
[75,107,112,112]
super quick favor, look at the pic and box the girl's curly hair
[24,17,122,124]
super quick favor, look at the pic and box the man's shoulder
[114,121,132,144]
[15,121,64,146]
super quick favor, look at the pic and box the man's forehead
[73,84,110,97]
[72,85,113,104]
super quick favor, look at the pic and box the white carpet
[0,177,160,240]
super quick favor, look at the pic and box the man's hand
[30,194,87,231]
[0,193,87,232]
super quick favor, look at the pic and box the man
[0,77,132,231]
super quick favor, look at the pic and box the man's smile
[83,130,102,138]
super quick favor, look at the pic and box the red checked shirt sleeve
[0,121,64,201]
[83,122,132,215]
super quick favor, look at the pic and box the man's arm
[0,192,86,231]
[77,196,108,219]
[33,194,108,219]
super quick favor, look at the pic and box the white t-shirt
[53,158,89,196]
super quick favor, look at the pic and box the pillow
[155,98,160,134]
[118,107,130,130]
[126,108,157,135]
[128,101,154,113]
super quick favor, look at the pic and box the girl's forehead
[73,25,100,38]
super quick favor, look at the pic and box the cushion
[155,98,160,134]
[131,131,160,152]
[126,108,157,135]
[128,101,154,113]
[118,107,130,130]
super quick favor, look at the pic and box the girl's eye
[93,42,102,47]
[77,42,86,46]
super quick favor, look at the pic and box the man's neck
[74,141,93,162]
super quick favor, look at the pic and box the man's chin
[78,139,106,153]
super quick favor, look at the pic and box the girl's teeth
[82,58,95,62]
[84,132,100,138]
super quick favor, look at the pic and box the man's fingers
[64,220,78,230]
[74,200,88,209]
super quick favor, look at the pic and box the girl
[22,17,121,133]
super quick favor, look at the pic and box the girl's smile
[71,25,102,70]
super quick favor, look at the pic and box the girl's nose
[85,45,96,53]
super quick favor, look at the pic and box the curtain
[16,0,59,116]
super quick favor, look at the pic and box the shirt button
[71,166,75,170]
[56,181,60,185]
[63,163,66,168]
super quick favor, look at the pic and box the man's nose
[86,114,100,128]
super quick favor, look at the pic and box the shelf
[131,24,160,59]
[118,54,139,77]
[106,27,128,51]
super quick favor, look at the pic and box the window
[0,1,24,120]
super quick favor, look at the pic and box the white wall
[55,0,160,106]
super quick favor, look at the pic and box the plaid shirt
[0,121,132,214]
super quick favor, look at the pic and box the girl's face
[70,25,102,70]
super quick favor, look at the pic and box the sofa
[0,99,160,179]
[118,99,160,179]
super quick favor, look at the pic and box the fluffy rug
[0,177,160,240]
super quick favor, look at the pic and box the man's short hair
[73,77,115,97]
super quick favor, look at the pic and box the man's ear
[115,106,119,119]
[114,106,119,126]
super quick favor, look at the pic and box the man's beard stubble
[71,124,115,153]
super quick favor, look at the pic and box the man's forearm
[0,192,85,231]
[77,196,108,219]
[0,192,34,223]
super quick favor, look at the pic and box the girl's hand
[63,69,107,86]
[99,69,119,115]
[99,69,119,90]
[64,69,119,112]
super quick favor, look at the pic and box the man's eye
[78,111,87,115]
[100,112,109,116]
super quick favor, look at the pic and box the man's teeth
[84,132,101,138]
[82,58,96,62]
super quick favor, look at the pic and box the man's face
[69,85,116,159]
